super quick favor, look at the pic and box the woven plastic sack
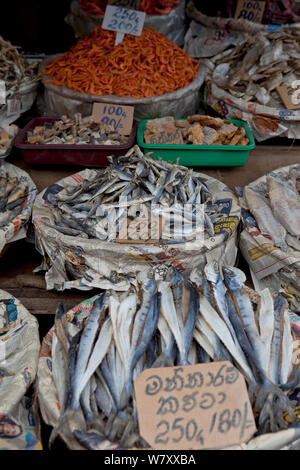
[42,64,205,122]
[0,290,41,450]
[65,0,187,46]
[0,80,38,127]
[0,162,38,255]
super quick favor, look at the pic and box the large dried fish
[45,262,300,450]
[207,29,300,106]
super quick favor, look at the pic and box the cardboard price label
[108,0,141,10]
[6,95,21,117]
[234,0,265,23]
[134,361,256,450]
[92,103,134,135]
[144,128,184,145]
[277,85,300,110]
[102,5,145,37]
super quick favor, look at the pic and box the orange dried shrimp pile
[43,27,199,99]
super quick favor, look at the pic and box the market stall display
[0,163,37,255]
[15,116,138,166]
[32,145,240,291]
[42,27,205,121]
[137,117,255,166]
[37,262,300,449]
[239,164,300,313]
[142,115,250,146]
[0,289,41,450]
[184,1,300,141]
[1,0,300,453]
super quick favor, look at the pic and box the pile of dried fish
[206,29,300,107]
[0,170,29,227]
[45,145,225,243]
[144,115,249,146]
[240,164,300,312]
[0,36,39,96]
[43,262,300,450]
[0,124,18,155]
[243,165,300,253]
[26,114,129,146]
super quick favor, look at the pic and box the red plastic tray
[15,117,137,166]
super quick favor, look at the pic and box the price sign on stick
[102,5,146,45]
[234,0,265,23]
[92,102,134,135]
[134,361,256,450]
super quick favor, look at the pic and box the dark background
[0,0,229,54]
[0,0,75,54]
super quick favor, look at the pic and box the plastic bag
[205,80,300,141]
[0,80,38,128]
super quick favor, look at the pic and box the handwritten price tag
[277,85,300,110]
[134,361,256,450]
[6,94,21,117]
[92,102,134,135]
[102,5,145,43]
[234,0,265,23]
[144,129,184,145]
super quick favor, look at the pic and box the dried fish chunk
[188,115,224,129]
[202,126,219,145]
[26,114,129,145]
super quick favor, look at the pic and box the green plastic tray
[137,118,256,167]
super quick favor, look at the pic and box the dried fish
[0,36,38,96]
[26,114,129,146]
[207,29,300,106]
[144,115,248,146]
[46,262,300,449]
[44,145,220,243]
